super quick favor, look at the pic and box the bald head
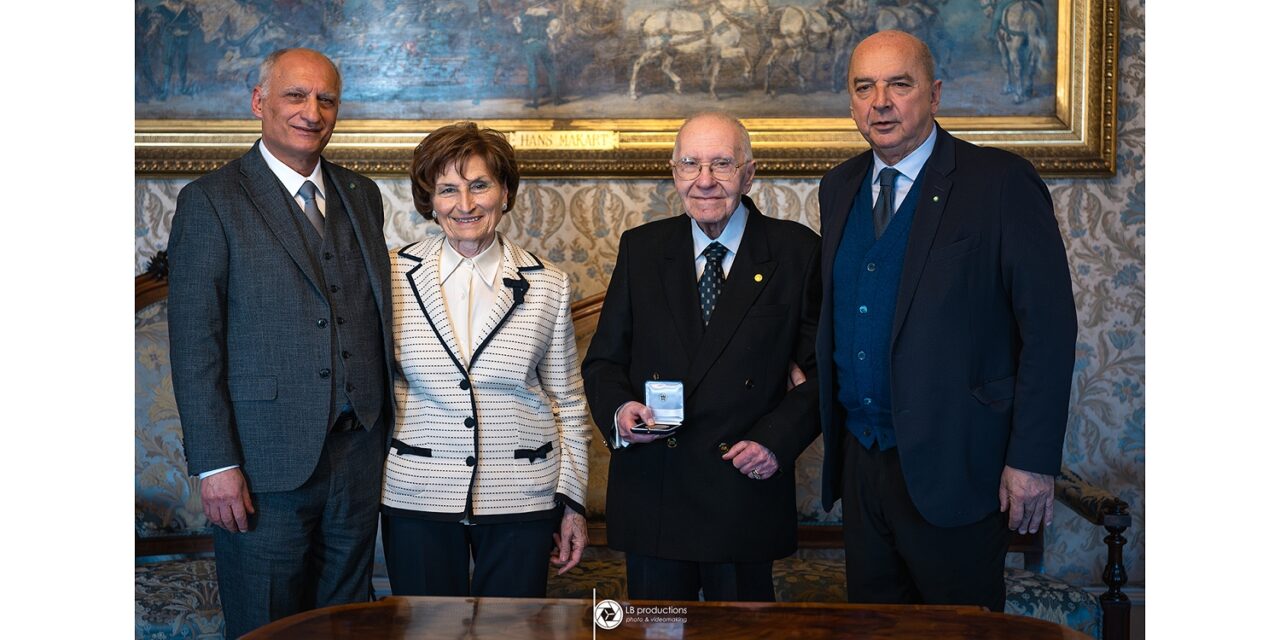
[257,48,343,100]
[849,30,936,88]
[846,29,942,165]
[673,111,753,162]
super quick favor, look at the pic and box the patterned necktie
[297,180,325,238]
[699,242,729,325]
[873,168,901,239]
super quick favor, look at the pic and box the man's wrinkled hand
[551,511,588,575]
[999,465,1055,534]
[201,468,255,533]
[617,401,659,444]
[724,440,780,480]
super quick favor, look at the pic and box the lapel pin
[754,273,763,282]
[932,195,939,202]
[348,182,356,189]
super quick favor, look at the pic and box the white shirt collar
[258,140,326,202]
[871,122,938,184]
[440,235,503,289]
[691,201,748,259]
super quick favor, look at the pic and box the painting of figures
[135,0,1058,120]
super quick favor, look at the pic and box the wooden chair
[135,252,224,639]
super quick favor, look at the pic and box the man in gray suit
[168,48,393,638]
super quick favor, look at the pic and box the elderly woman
[381,122,590,597]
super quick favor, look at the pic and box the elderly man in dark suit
[583,112,820,602]
[816,30,1076,611]
[168,48,392,637]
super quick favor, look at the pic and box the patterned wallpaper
[135,1,1144,588]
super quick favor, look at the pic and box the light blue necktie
[297,180,324,238]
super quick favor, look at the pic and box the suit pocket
[229,376,277,401]
[927,235,979,264]
[391,438,433,458]
[970,376,1015,405]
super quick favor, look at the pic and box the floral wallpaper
[135,0,1143,589]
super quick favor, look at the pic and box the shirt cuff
[198,465,239,480]
[612,405,631,449]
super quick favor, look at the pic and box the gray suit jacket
[168,141,393,493]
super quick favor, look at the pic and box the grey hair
[673,111,753,162]
[256,48,343,99]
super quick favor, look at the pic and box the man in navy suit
[816,31,1076,611]
[168,48,393,637]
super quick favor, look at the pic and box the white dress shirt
[439,237,503,365]
[259,141,328,218]
[199,144,330,481]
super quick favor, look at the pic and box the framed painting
[135,0,1117,177]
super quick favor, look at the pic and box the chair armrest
[1055,467,1131,529]
[1055,467,1133,640]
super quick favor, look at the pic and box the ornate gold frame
[135,0,1116,179]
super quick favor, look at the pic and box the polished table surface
[243,596,1092,639]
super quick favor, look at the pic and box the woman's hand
[551,511,588,575]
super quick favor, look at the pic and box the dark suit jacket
[582,195,821,563]
[168,141,394,493]
[816,125,1077,527]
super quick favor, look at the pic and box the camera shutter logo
[594,599,623,629]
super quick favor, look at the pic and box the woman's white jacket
[381,234,590,522]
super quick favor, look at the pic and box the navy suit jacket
[168,141,394,493]
[816,125,1077,527]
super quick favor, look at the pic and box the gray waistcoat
[293,174,387,430]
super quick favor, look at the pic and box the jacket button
[718,442,729,453]
[323,251,333,260]
[667,437,677,448]
[319,368,331,379]
[464,417,476,428]
[330,284,339,293]
[652,372,661,380]
[346,383,355,392]
[317,319,328,328]
[744,379,754,389]
[459,379,471,390]
[465,456,476,466]
[337,316,346,325]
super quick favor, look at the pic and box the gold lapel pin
[754,273,763,282]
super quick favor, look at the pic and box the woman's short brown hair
[409,122,520,221]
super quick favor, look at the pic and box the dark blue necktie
[698,242,728,325]
[873,168,901,239]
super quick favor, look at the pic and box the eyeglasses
[671,157,748,180]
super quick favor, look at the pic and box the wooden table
[244,596,1092,639]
